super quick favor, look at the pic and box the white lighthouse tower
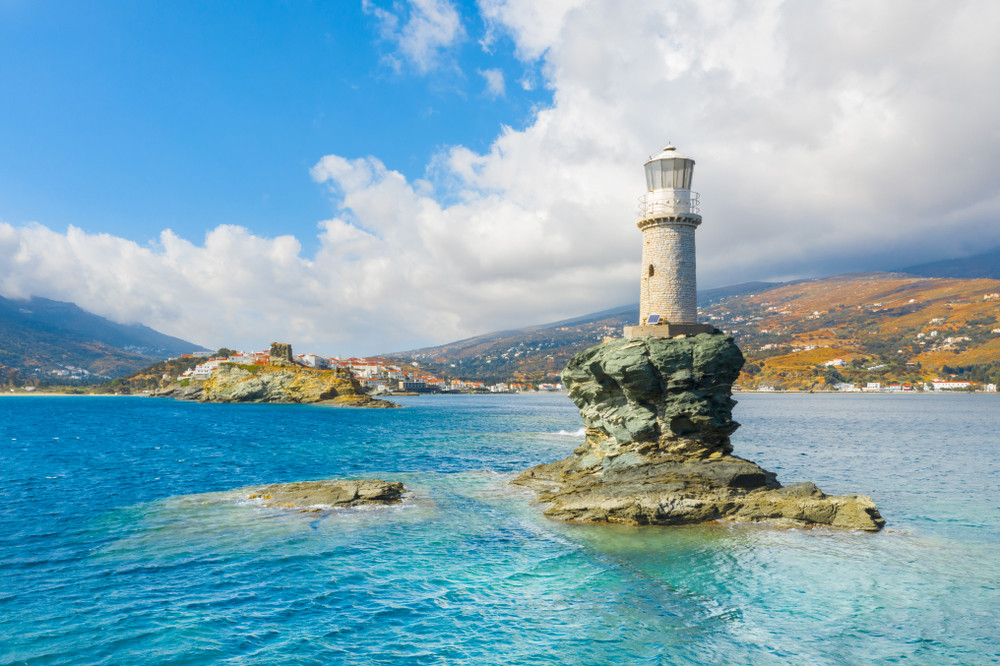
[624,144,716,339]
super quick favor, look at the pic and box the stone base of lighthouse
[623,322,716,339]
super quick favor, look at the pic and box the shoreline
[3,389,995,398]
[0,392,143,397]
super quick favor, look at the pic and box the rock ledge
[241,479,405,512]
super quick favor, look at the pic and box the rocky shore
[155,363,397,407]
[514,334,884,531]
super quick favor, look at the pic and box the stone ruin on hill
[269,342,295,366]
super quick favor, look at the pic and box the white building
[298,354,329,369]
[190,360,220,380]
[930,379,973,391]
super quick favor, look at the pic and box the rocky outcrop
[155,364,397,407]
[514,334,884,531]
[242,479,405,511]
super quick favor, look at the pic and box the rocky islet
[155,343,396,407]
[514,333,885,531]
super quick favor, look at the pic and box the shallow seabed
[1,393,997,665]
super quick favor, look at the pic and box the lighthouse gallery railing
[638,191,701,218]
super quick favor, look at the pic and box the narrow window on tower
[648,265,655,277]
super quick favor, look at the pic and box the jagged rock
[514,333,884,531]
[561,335,743,457]
[242,479,405,511]
[269,342,295,366]
[155,364,397,407]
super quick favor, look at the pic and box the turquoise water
[1,393,998,665]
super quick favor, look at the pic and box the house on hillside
[298,354,328,369]
[929,379,973,391]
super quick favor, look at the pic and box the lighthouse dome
[643,144,695,191]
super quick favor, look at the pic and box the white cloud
[478,0,586,61]
[479,67,505,97]
[3,1,1000,355]
[364,0,465,73]
[468,0,1000,279]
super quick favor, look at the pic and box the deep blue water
[1,393,998,665]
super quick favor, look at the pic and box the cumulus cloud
[479,67,505,97]
[3,1,1000,355]
[469,0,1000,281]
[364,0,465,73]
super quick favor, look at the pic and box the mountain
[897,246,1000,279]
[392,305,635,384]
[392,282,780,384]
[0,295,208,386]
[393,272,1000,388]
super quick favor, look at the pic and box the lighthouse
[624,144,716,339]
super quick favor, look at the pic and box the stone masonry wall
[639,216,700,324]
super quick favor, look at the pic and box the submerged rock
[514,334,884,531]
[242,479,405,511]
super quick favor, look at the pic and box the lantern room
[643,145,695,191]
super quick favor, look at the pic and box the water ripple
[1,395,998,664]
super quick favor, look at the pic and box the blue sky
[2,1,999,355]
[0,0,549,248]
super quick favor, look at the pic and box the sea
[1,393,998,665]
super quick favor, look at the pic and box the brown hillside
[704,273,1000,389]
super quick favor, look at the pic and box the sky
[1,0,999,355]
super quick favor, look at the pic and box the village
[173,348,564,395]
[744,376,998,393]
[172,347,996,396]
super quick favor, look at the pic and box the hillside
[98,351,235,394]
[394,273,1000,389]
[706,272,1000,390]
[0,295,208,386]
[392,282,780,384]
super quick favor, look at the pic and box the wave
[552,428,586,437]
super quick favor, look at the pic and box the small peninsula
[515,333,885,531]
[154,342,397,407]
